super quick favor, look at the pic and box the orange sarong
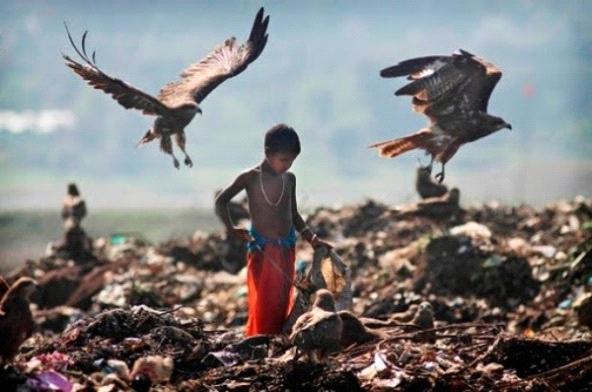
[245,243,295,336]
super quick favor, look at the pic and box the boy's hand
[230,227,252,242]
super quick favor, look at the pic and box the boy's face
[265,151,298,174]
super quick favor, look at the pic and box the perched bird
[337,310,383,347]
[415,164,447,199]
[61,183,87,229]
[371,50,512,182]
[63,8,270,169]
[412,301,435,329]
[0,277,38,363]
[411,301,435,343]
[574,293,592,329]
[289,289,343,362]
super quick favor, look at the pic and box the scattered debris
[1,196,591,390]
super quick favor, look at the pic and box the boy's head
[264,124,300,173]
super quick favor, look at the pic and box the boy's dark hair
[264,124,301,155]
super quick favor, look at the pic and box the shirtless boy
[215,123,331,335]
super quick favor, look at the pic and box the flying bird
[0,277,37,363]
[289,289,343,362]
[63,8,270,169]
[371,50,511,182]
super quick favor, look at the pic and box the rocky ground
[1,194,591,391]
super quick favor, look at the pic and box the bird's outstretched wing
[62,24,171,117]
[157,7,269,107]
[380,50,502,120]
[456,50,502,112]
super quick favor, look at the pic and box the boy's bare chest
[245,174,292,212]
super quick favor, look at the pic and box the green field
[0,209,221,273]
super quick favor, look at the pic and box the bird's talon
[173,159,180,169]
[435,172,444,183]
[184,157,193,167]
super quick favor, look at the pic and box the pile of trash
[1,195,591,391]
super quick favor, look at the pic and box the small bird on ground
[63,8,269,168]
[337,310,383,347]
[0,277,38,363]
[411,301,436,343]
[289,289,343,362]
[371,50,511,182]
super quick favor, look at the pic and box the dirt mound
[2,196,591,391]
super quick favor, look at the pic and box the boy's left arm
[290,173,332,249]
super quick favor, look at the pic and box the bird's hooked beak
[505,122,512,130]
[197,106,203,115]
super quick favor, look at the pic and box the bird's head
[416,159,432,177]
[178,102,202,115]
[2,278,38,307]
[415,301,434,318]
[489,115,512,131]
[13,277,39,300]
[313,289,336,312]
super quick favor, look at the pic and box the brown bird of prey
[337,310,384,347]
[0,277,37,363]
[289,289,343,362]
[63,8,269,169]
[371,50,512,182]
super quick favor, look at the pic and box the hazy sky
[0,0,590,209]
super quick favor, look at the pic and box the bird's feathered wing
[289,313,314,342]
[380,49,502,120]
[62,25,171,117]
[290,311,342,350]
[157,7,269,107]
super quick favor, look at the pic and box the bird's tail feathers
[136,130,156,148]
[370,129,432,158]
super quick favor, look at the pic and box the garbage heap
[1,196,591,391]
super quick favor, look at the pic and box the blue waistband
[247,226,297,252]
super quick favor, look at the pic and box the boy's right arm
[214,171,251,242]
